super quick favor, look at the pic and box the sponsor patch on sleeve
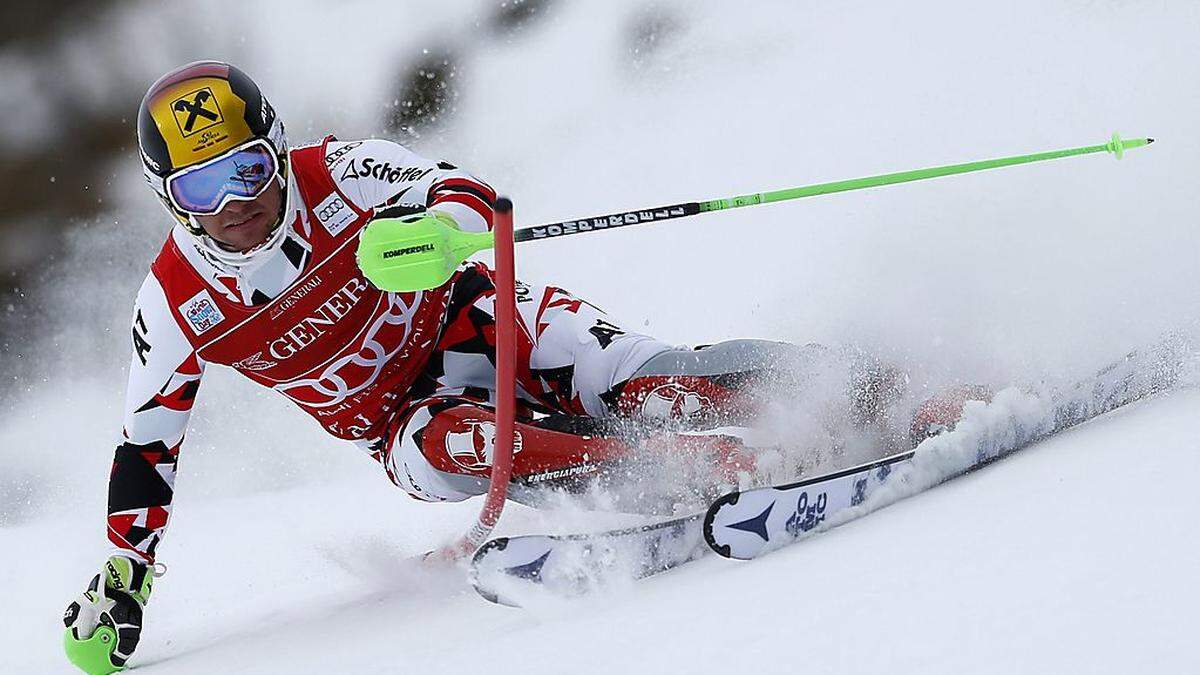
[314,192,356,237]
[178,289,226,335]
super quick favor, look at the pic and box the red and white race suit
[108,136,679,564]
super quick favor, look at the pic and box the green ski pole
[516,132,1151,241]
[358,133,1152,292]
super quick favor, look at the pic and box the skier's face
[193,181,284,252]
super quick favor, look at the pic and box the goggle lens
[167,141,278,215]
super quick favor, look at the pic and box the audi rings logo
[318,198,345,221]
[274,291,422,408]
[314,192,355,236]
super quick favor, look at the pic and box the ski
[470,341,1185,604]
[704,342,1184,560]
[469,513,707,606]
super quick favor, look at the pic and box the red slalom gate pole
[432,197,517,561]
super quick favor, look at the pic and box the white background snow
[1,1,1198,673]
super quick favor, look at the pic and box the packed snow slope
[7,388,1198,674]
[2,0,1199,673]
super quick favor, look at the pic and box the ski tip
[496,196,513,214]
[1147,137,1155,144]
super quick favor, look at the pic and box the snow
[3,0,1200,672]
[8,389,1197,673]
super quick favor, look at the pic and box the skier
[64,61,943,671]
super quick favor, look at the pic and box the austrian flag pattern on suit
[108,136,497,563]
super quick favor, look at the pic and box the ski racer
[64,60,951,672]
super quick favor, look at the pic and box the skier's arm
[107,273,205,564]
[327,138,497,232]
[64,275,198,668]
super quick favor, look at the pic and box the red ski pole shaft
[433,197,517,561]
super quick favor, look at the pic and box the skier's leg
[607,338,917,471]
[612,340,909,429]
[610,339,826,426]
[380,395,612,502]
[426,265,907,432]
[381,395,750,505]
[383,264,771,506]
[410,263,674,417]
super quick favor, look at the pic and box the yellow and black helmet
[137,61,288,237]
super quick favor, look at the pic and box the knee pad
[383,403,491,503]
[383,401,635,502]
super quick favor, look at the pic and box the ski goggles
[164,138,280,216]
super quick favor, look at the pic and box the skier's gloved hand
[359,209,484,293]
[63,556,157,674]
